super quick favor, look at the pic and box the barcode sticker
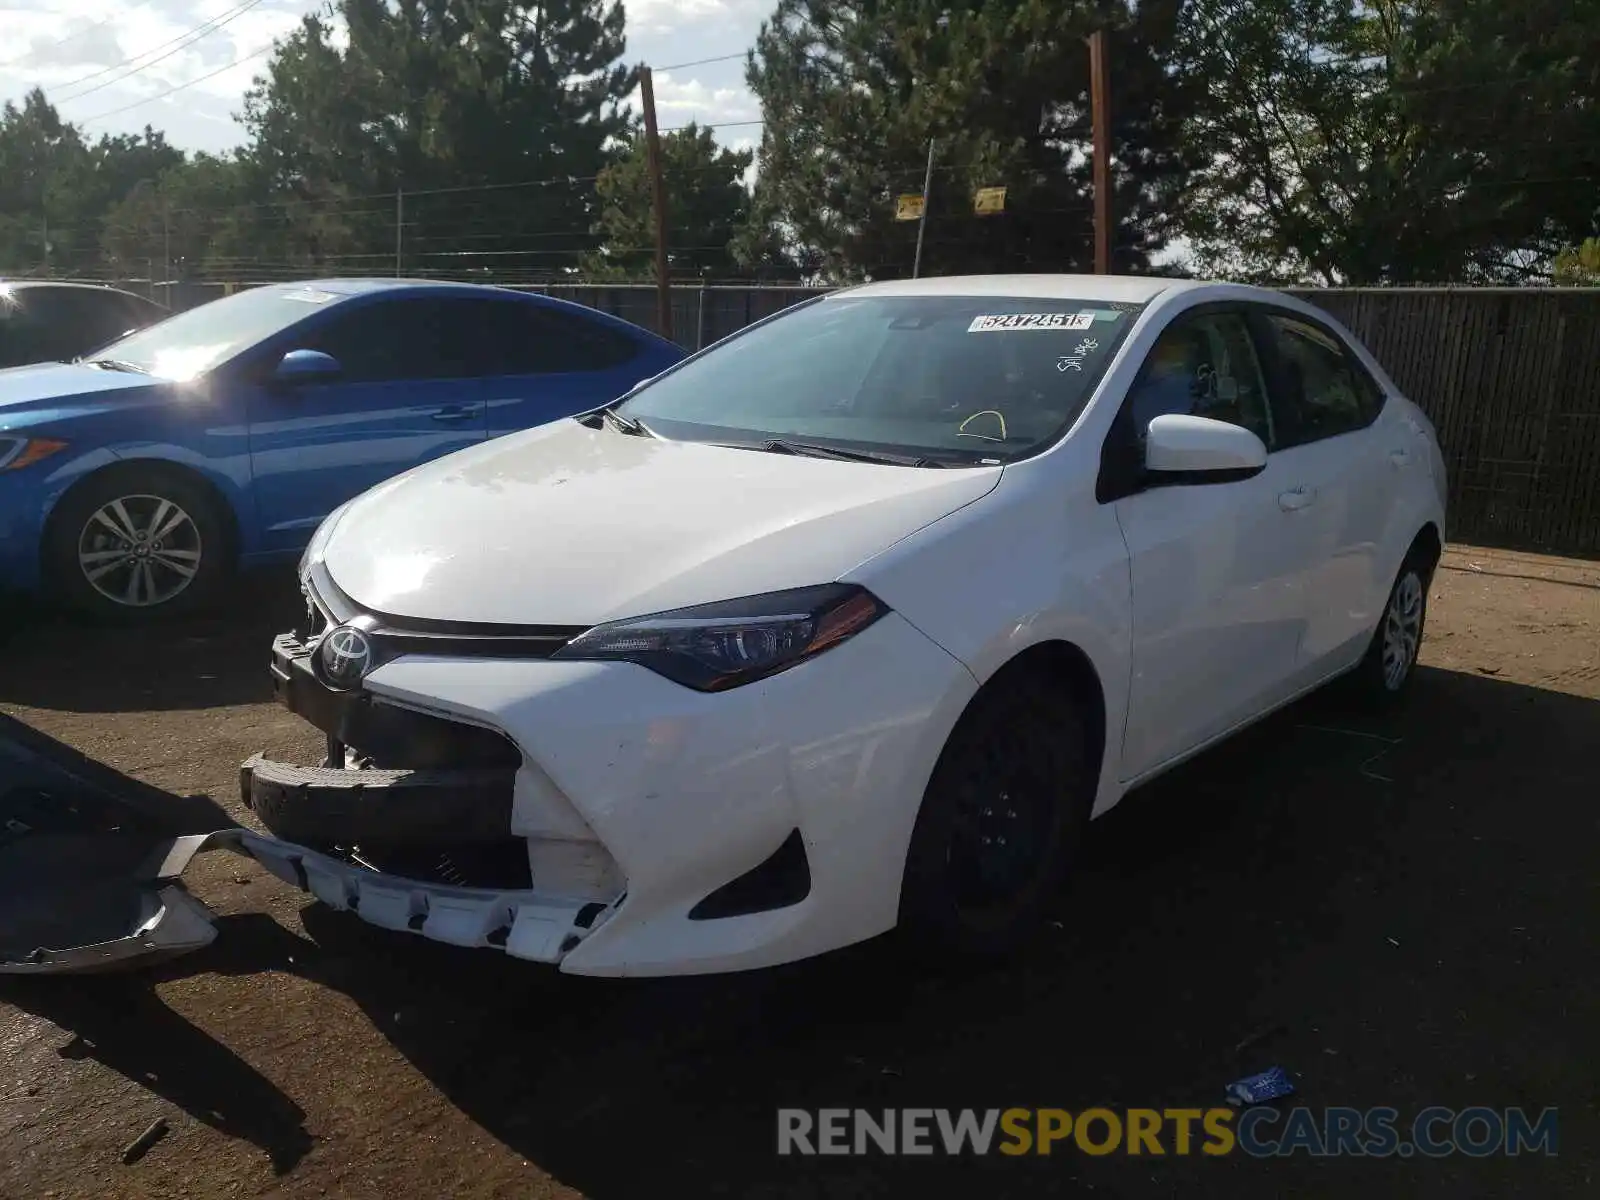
[967,312,1096,333]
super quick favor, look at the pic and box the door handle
[1389,448,1412,467]
[431,406,474,422]
[1278,486,1316,512]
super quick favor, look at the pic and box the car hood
[0,360,156,420]
[322,420,1002,625]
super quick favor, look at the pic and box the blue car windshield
[88,285,344,380]
[616,294,1143,463]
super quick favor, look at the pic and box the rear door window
[472,299,643,374]
[1260,313,1385,446]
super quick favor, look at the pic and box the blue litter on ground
[1226,1066,1296,1106]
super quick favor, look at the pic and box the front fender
[96,443,256,553]
[848,461,1133,817]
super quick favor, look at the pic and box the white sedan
[238,274,1447,976]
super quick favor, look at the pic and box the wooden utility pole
[640,66,673,340]
[912,137,935,279]
[1088,29,1112,274]
[395,187,404,277]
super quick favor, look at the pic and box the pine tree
[239,0,635,275]
[742,0,1201,281]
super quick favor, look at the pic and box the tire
[44,464,233,622]
[898,674,1093,959]
[1349,553,1432,705]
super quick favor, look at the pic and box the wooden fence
[103,279,1600,556]
[1289,289,1600,557]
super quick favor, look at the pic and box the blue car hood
[0,361,159,422]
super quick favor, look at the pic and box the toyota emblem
[317,623,374,690]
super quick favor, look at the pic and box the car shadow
[273,667,1593,1196]
[4,666,1594,1196]
[3,947,316,1176]
[0,567,303,714]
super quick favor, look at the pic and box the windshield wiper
[578,403,653,437]
[757,438,945,468]
[85,358,150,374]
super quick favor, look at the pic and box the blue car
[0,279,684,619]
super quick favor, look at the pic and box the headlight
[298,500,354,576]
[553,584,889,691]
[0,436,69,472]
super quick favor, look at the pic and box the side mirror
[272,349,341,385]
[1144,414,1267,482]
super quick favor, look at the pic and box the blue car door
[245,295,490,555]
[469,296,670,438]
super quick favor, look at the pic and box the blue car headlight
[553,584,888,691]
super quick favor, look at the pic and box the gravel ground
[1,544,1596,1199]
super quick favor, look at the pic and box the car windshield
[86,285,345,380]
[616,294,1143,463]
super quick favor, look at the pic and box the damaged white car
[216,274,1449,978]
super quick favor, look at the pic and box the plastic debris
[1225,1066,1295,1106]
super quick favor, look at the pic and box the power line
[652,52,747,72]
[660,119,764,133]
[79,42,275,123]
[52,0,271,105]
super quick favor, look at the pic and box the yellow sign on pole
[895,194,926,222]
[973,186,1007,215]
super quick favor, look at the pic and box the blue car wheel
[44,465,234,622]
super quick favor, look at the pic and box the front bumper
[0,468,48,592]
[252,584,981,977]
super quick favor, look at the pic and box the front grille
[304,563,586,660]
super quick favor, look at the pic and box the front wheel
[45,466,232,622]
[898,675,1093,959]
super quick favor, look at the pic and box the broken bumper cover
[0,827,618,974]
[0,708,614,975]
[226,829,615,961]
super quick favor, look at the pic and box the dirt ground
[1,544,1596,1199]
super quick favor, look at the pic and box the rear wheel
[899,674,1092,959]
[45,466,232,622]
[1349,554,1431,704]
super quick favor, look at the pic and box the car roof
[268,277,531,297]
[834,273,1205,304]
[0,280,165,305]
[239,278,682,350]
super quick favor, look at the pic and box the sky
[0,0,770,155]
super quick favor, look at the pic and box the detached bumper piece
[0,832,219,975]
[0,711,230,975]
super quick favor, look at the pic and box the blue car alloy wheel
[44,464,232,622]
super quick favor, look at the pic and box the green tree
[586,123,757,279]
[1170,0,1600,284]
[743,0,1201,282]
[239,0,636,276]
[1553,239,1600,286]
[0,89,92,274]
[99,154,257,280]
